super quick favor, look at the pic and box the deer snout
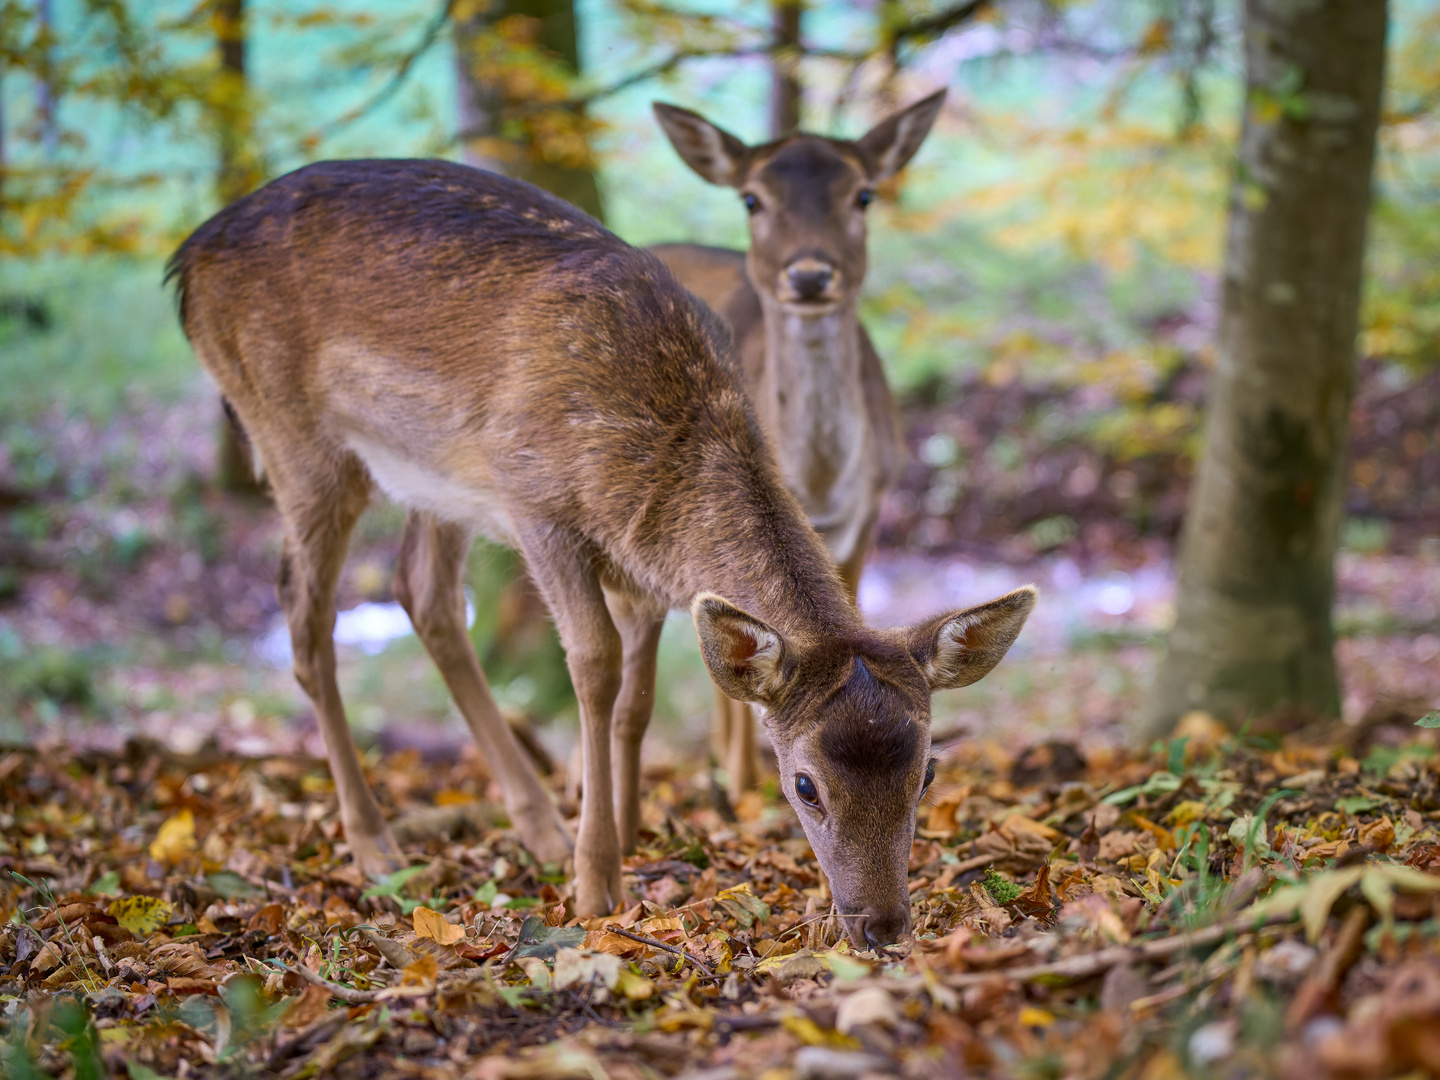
[855,903,911,951]
[783,258,838,302]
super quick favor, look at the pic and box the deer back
[170,159,851,630]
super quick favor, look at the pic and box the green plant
[983,867,1023,906]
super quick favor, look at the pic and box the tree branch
[301,0,457,148]
[891,0,992,49]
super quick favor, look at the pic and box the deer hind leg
[393,511,572,866]
[837,516,875,605]
[271,459,400,878]
[605,590,665,855]
[519,527,625,916]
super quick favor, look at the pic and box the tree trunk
[454,0,603,221]
[36,0,58,158]
[213,0,265,494]
[770,0,803,138]
[1143,0,1387,737]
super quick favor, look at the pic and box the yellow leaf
[148,809,197,864]
[615,966,654,1001]
[1019,1006,1056,1028]
[1248,865,1440,943]
[108,896,174,938]
[412,906,465,946]
[781,1014,837,1047]
[1165,800,1210,827]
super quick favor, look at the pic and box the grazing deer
[650,90,947,799]
[168,159,1033,946]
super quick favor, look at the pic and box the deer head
[654,91,946,314]
[693,585,1035,949]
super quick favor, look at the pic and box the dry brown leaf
[247,903,286,936]
[1012,863,1055,920]
[1359,816,1396,852]
[29,942,63,975]
[281,983,335,1028]
[152,941,224,980]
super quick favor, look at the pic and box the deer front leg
[393,512,572,866]
[605,591,665,854]
[522,530,625,915]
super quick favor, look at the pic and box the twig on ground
[945,911,1300,987]
[604,923,715,979]
[283,961,382,1003]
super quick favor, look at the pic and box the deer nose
[861,905,910,951]
[784,260,835,300]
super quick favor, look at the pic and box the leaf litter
[2,712,1440,1079]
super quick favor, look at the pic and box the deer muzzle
[835,891,912,951]
[779,257,842,306]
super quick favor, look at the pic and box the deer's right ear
[653,103,749,187]
[693,593,788,704]
[905,585,1036,691]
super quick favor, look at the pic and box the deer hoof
[573,877,614,918]
[521,813,575,867]
[350,833,404,880]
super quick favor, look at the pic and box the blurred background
[1,0,1438,775]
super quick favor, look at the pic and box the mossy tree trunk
[1144,0,1388,737]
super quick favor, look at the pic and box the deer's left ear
[904,585,1036,691]
[856,89,947,181]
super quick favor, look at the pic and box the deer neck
[753,296,870,533]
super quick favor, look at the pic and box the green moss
[983,867,1023,906]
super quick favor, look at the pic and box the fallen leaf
[148,809,197,864]
[552,948,621,992]
[398,953,438,991]
[108,896,173,938]
[1012,863,1055,920]
[836,986,899,1032]
[412,905,466,946]
[280,983,333,1028]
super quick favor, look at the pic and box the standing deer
[168,159,1033,947]
[650,90,946,799]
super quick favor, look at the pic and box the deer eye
[742,192,760,214]
[923,759,936,791]
[857,188,874,209]
[794,773,821,807]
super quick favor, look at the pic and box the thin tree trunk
[1143,0,1387,737]
[36,0,58,158]
[214,0,256,206]
[454,0,603,221]
[1,59,7,205]
[770,0,803,138]
[213,0,264,494]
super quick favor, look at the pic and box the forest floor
[3,340,1440,1077]
[3,713,1440,1079]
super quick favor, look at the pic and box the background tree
[212,0,266,494]
[454,0,603,220]
[1144,0,1389,735]
[769,0,802,137]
